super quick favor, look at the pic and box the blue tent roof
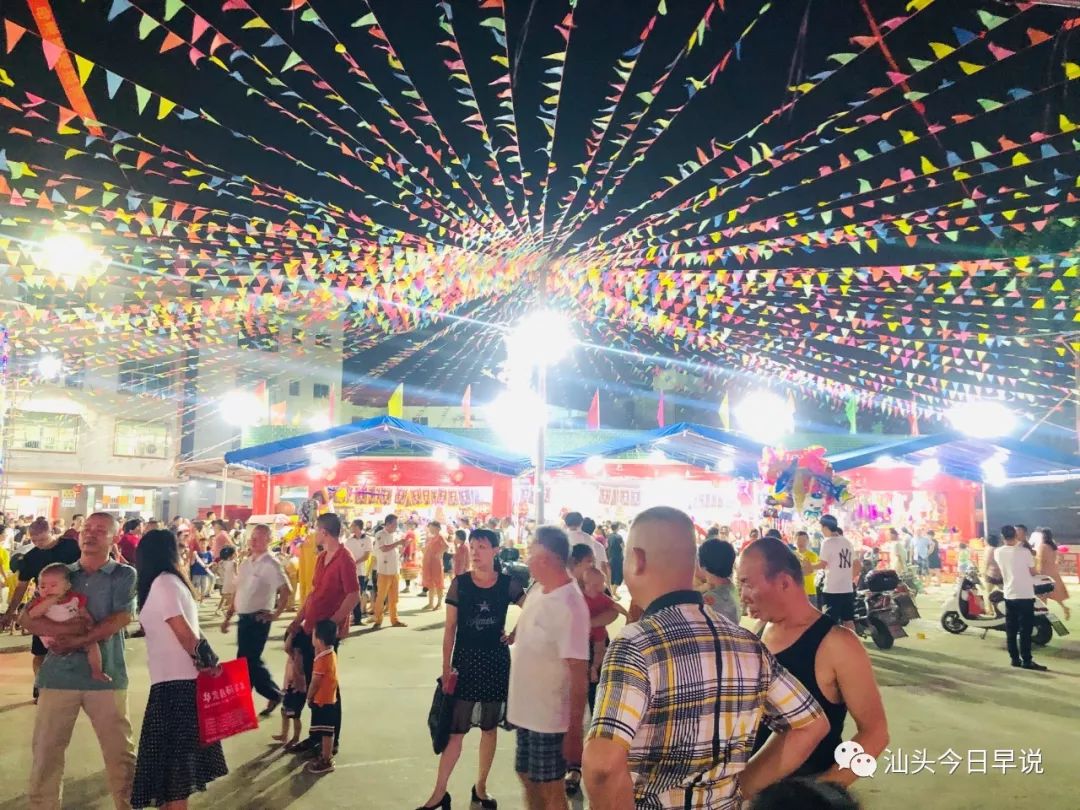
[223,416,531,477]
[545,422,765,478]
[828,432,1080,482]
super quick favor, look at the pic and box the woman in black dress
[606,523,625,596]
[417,529,525,810]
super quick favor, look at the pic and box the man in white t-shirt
[344,519,374,624]
[565,511,609,579]
[222,523,291,715]
[998,524,1047,671]
[508,525,590,808]
[818,515,860,630]
[372,514,407,629]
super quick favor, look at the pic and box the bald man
[583,506,827,810]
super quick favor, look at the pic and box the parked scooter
[853,567,921,649]
[940,566,1068,645]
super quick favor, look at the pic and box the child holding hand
[274,627,307,747]
[305,620,339,775]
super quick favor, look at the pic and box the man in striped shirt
[583,506,827,809]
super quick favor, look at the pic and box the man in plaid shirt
[583,507,827,809]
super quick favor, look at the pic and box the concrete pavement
[0,585,1078,808]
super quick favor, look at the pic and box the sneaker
[285,738,318,754]
[306,757,335,775]
[1022,661,1048,672]
[1010,659,1022,668]
[391,621,408,628]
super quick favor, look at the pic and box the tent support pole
[535,365,547,525]
[980,482,989,540]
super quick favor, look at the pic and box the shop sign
[598,485,641,507]
[61,489,77,508]
[347,486,490,508]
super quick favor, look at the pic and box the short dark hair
[351,519,364,530]
[570,543,595,566]
[454,529,467,542]
[1001,525,1017,541]
[765,528,782,540]
[384,513,398,526]
[796,530,809,539]
[1016,524,1028,533]
[986,533,1001,548]
[745,537,804,584]
[698,539,736,579]
[564,511,583,529]
[39,562,73,583]
[819,515,839,532]
[469,528,500,549]
[219,546,236,560]
[314,619,337,646]
[581,517,596,535]
[316,513,342,538]
[534,525,571,564]
[122,518,142,534]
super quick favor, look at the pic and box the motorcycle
[853,567,921,650]
[940,566,1068,645]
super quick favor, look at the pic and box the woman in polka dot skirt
[416,528,526,810]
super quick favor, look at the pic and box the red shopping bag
[196,658,258,746]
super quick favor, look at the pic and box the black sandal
[565,767,582,797]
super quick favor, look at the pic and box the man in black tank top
[738,537,889,787]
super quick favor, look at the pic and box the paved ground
[1,585,1078,809]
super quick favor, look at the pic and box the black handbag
[427,678,455,755]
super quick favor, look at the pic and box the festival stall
[829,433,1080,574]
[223,416,532,525]
[536,423,767,535]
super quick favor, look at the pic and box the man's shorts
[309,701,340,739]
[821,591,856,623]
[515,728,567,783]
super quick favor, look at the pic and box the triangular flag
[387,383,404,418]
[41,39,63,70]
[74,54,94,86]
[587,389,600,430]
[462,384,472,428]
[4,20,27,54]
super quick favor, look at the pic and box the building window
[11,412,79,453]
[314,332,331,348]
[414,416,428,426]
[313,383,330,399]
[113,419,169,459]
[119,358,173,395]
[288,380,300,397]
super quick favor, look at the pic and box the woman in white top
[131,530,228,809]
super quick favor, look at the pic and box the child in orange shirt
[305,619,339,774]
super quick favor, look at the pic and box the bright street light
[945,400,1017,439]
[735,390,794,444]
[505,310,575,370]
[220,390,263,427]
[486,388,547,455]
[37,354,63,380]
[35,233,106,281]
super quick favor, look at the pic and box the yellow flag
[387,383,404,418]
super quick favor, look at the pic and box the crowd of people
[0,502,1070,809]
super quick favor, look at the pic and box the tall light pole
[504,310,574,525]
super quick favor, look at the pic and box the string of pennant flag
[0,0,1076,431]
